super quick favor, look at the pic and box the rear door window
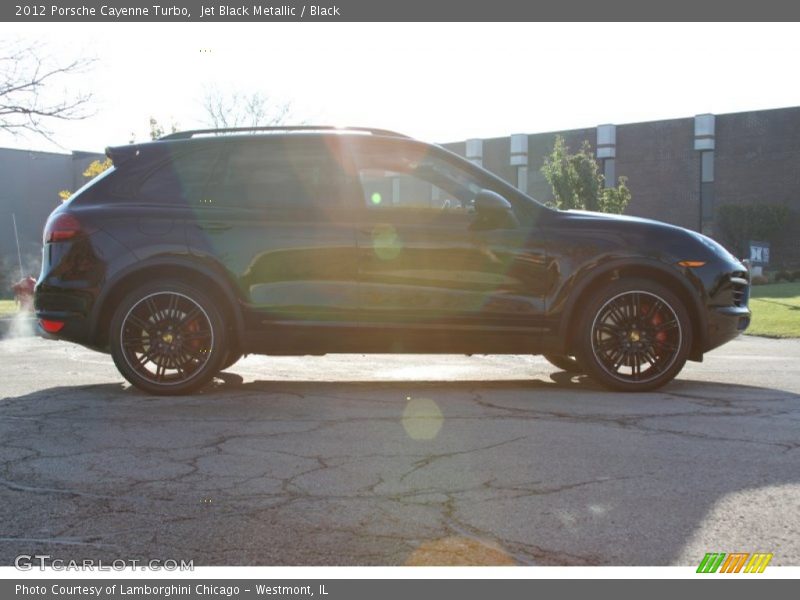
[208,140,356,210]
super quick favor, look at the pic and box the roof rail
[159,126,411,141]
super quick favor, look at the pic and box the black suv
[35,126,751,395]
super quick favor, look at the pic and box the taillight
[43,212,83,243]
[39,319,65,333]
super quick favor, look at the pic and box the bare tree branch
[0,40,95,141]
[201,86,299,130]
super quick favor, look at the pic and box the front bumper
[705,305,751,352]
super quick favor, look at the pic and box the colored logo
[696,552,773,573]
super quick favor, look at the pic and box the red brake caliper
[186,319,202,356]
[650,306,666,352]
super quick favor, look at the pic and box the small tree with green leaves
[541,135,631,214]
[599,178,631,214]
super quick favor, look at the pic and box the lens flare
[372,224,402,261]
[402,397,443,440]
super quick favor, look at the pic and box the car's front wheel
[573,279,692,392]
[109,280,227,395]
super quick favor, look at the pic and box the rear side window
[136,149,220,205]
[63,165,117,205]
[208,140,354,209]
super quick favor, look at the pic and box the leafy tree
[82,157,112,178]
[58,158,112,202]
[541,135,631,214]
[599,177,631,214]
[147,116,178,140]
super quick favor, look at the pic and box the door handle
[196,221,232,232]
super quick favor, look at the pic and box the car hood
[557,209,685,230]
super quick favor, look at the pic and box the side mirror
[472,190,518,229]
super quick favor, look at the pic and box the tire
[543,354,584,373]
[219,349,243,372]
[573,278,692,392]
[109,280,227,395]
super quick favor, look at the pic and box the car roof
[160,125,411,141]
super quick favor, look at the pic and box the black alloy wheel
[110,281,227,395]
[574,279,692,392]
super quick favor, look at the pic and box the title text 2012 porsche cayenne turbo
[35,126,751,395]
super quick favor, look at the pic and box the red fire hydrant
[12,276,36,313]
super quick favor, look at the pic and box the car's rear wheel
[543,354,584,373]
[573,279,692,392]
[109,280,227,395]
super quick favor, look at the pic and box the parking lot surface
[0,335,798,565]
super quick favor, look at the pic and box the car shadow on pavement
[201,369,797,402]
[202,368,605,394]
[0,376,798,566]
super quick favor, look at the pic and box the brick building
[443,105,800,264]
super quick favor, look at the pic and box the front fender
[551,256,709,355]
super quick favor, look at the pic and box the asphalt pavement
[0,334,798,566]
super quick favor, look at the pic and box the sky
[1,22,800,153]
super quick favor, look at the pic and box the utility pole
[12,213,24,280]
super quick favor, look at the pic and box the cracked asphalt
[0,335,798,566]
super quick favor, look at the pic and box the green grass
[0,300,19,318]
[747,282,800,338]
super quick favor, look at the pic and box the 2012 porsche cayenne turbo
[34,126,751,395]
